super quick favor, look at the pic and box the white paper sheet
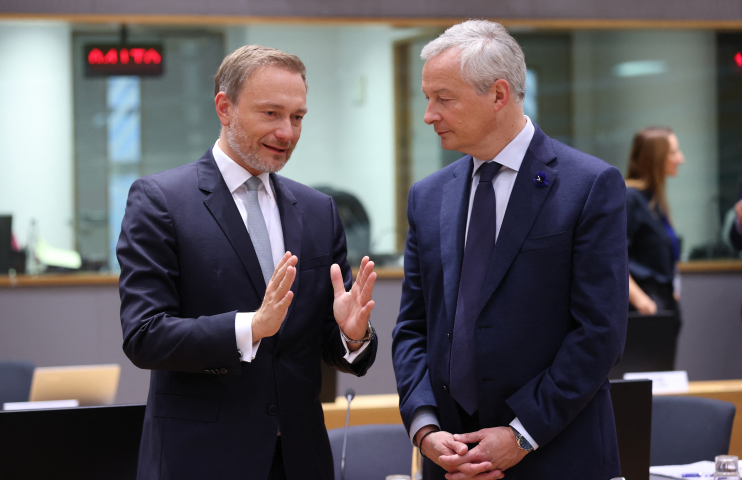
[650,460,742,478]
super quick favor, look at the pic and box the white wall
[227,25,421,254]
[572,30,718,257]
[0,21,74,250]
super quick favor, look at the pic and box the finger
[358,300,375,322]
[456,461,493,476]
[442,437,469,456]
[330,264,346,298]
[272,254,294,285]
[358,270,376,305]
[269,252,292,286]
[445,471,475,480]
[453,432,481,444]
[355,256,370,288]
[275,290,294,311]
[475,470,504,480]
[275,265,296,298]
[438,454,470,467]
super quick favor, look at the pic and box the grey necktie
[245,176,274,286]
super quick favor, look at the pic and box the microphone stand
[340,388,355,480]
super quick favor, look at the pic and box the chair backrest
[0,360,35,405]
[651,395,736,466]
[327,424,413,480]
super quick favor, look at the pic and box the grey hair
[421,20,526,102]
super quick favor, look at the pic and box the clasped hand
[252,253,376,344]
[419,427,528,480]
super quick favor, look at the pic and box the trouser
[267,436,287,480]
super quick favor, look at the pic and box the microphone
[340,388,355,480]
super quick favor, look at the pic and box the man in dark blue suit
[392,21,628,480]
[117,45,378,480]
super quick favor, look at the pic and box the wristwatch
[340,320,376,344]
[510,426,535,453]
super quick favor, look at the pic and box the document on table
[650,460,742,478]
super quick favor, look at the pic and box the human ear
[491,79,511,113]
[215,91,233,127]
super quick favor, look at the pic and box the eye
[294,115,304,121]
[265,111,276,116]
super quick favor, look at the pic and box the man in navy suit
[392,21,628,479]
[117,45,378,480]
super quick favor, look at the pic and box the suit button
[268,405,278,415]
[447,333,451,340]
[443,385,448,393]
[275,351,281,360]
[204,370,211,374]
[219,368,228,375]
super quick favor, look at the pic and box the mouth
[263,144,289,154]
[435,130,450,136]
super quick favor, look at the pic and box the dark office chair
[651,395,736,466]
[0,360,35,405]
[328,424,412,480]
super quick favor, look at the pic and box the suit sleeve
[117,177,242,374]
[392,184,438,433]
[320,197,377,376]
[506,166,629,447]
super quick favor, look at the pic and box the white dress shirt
[410,116,539,450]
[211,141,368,364]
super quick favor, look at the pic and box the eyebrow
[255,102,308,114]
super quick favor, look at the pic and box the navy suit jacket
[392,125,628,479]
[117,149,377,480]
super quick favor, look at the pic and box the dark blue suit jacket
[392,126,628,479]
[117,149,377,480]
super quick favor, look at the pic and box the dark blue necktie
[450,161,502,415]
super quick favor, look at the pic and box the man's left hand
[439,427,528,480]
[331,256,376,351]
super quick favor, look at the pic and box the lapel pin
[533,172,549,188]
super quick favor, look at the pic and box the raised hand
[252,252,297,341]
[331,256,376,350]
[440,427,525,480]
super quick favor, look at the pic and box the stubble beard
[227,111,292,174]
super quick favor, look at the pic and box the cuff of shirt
[235,312,262,362]
[340,331,370,363]
[409,406,440,446]
[509,417,539,450]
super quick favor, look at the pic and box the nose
[273,118,294,142]
[424,101,439,125]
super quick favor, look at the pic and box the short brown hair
[625,126,674,217]
[214,45,307,103]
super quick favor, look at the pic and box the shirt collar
[212,141,273,200]
[472,115,535,177]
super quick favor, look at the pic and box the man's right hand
[416,426,497,478]
[252,252,298,342]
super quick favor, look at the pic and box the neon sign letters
[84,44,164,77]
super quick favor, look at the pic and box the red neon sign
[735,52,742,68]
[84,44,164,76]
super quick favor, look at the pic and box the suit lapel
[198,151,266,299]
[440,157,475,333]
[271,174,302,337]
[474,126,558,319]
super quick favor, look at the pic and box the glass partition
[0,20,740,275]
